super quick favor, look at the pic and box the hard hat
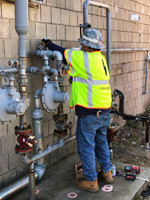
[78,28,105,50]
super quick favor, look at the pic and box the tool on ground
[124,166,140,174]
[116,171,150,182]
[116,171,136,181]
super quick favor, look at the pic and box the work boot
[76,177,99,193]
[99,170,114,183]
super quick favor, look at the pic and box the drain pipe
[83,0,111,71]
[15,0,29,128]
[143,50,150,95]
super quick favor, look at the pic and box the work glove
[41,39,52,48]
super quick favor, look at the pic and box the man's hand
[59,64,65,77]
[41,39,52,48]
[59,64,70,77]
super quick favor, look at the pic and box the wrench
[136,177,150,182]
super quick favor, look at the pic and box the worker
[41,27,113,193]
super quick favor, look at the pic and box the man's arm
[41,39,67,64]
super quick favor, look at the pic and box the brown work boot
[76,177,99,193]
[100,170,114,183]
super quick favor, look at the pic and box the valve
[15,125,36,154]
[53,114,72,138]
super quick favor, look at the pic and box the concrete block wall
[0,0,150,189]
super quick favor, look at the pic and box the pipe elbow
[21,154,31,165]
[52,51,63,61]
[34,89,42,99]
[35,164,46,181]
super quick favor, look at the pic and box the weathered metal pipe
[15,0,29,58]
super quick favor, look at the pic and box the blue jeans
[76,113,111,181]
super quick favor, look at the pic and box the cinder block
[0,155,9,175]
[0,124,7,138]
[74,0,82,12]
[10,19,18,39]
[57,25,65,40]
[2,3,14,19]
[57,0,65,9]
[0,3,1,17]
[41,5,51,23]
[9,151,22,170]
[47,24,57,40]
[2,134,15,155]
[48,119,56,135]
[16,164,28,179]
[52,8,61,24]
[29,7,40,22]
[3,169,16,187]
[77,13,83,26]
[0,40,4,58]
[4,39,18,59]
[0,19,10,38]
[26,22,36,40]
[69,11,79,26]
[66,0,74,10]
[66,26,74,41]
[0,175,3,189]
[73,27,80,41]
[61,10,69,25]
[43,121,49,137]
[47,0,56,7]
[36,23,46,39]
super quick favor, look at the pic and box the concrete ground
[10,152,150,200]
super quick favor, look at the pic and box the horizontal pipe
[0,68,18,73]
[90,1,110,10]
[102,48,149,53]
[0,135,76,200]
[21,138,64,165]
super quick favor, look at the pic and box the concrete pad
[11,153,150,200]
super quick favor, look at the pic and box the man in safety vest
[41,27,113,193]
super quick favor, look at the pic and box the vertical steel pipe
[15,0,29,58]
[15,0,29,128]
[83,0,111,72]
[29,163,36,200]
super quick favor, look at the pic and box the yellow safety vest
[64,49,112,109]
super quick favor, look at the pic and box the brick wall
[0,0,150,189]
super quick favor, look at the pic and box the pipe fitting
[34,164,46,181]
[6,101,26,115]
[52,51,63,61]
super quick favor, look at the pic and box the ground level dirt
[113,120,150,168]
[112,118,150,200]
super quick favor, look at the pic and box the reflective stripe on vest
[73,77,109,107]
[67,49,75,75]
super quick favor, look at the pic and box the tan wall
[0,0,150,188]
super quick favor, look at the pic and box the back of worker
[64,49,111,109]
[41,27,113,193]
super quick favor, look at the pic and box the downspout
[15,0,29,128]
[143,50,150,95]
[83,0,111,72]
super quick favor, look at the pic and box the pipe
[32,90,45,166]
[21,138,64,165]
[15,0,29,129]
[0,68,18,73]
[143,51,149,95]
[15,0,29,58]
[0,135,76,200]
[83,0,111,72]
[29,163,36,200]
